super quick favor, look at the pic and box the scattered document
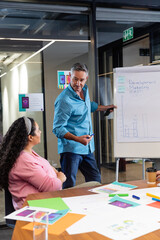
[4,206,69,225]
[63,194,108,214]
[22,212,85,235]
[89,181,137,194]
[64,186,160,239]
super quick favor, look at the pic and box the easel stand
[116,158,147,182]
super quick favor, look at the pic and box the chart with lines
[116,70,160,142]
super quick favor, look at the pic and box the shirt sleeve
[17,154,62,192]
[91,101,98,112]
[53,98,72,138]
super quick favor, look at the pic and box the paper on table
[112,181,137,189]
[109,195,140,207]
[28,197,69,210]
[89,181,137,194]
[66,187,160,239]
[22,212,85,235]
[4,206,69,224]
[66,213,94,235]
[63,194,108,214]
[67,204,160,239]
[92,206,160,240]
[67,205,126,235]
[127,187,160,205]
[147,201,160,209]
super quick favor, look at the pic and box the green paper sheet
[27,197,69,210]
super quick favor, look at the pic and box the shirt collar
[68,84,88,99]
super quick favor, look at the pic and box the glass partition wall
[0,4,91,160]
[96,7,160,171]
[0,2,91,224]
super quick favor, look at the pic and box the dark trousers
[60,152,101,189]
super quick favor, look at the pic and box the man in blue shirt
[53,63,116,188]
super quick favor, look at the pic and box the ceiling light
[0,72,6,78]
[2,38,91,43]
[3,53,22,66]
[10,40,55,71]
[0,54,7,61]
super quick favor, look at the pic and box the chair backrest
[5,188,16,228]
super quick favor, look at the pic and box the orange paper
[147,201,160,209]
[22,212,85,235]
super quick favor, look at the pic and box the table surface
[11,180,160,240]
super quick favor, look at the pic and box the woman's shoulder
[17,150,40,164]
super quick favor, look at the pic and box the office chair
[4,188,16,228]
[72,181,102,188]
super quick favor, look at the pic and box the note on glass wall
[19,93,44,112]
[57,71,71,89]
[116,70,160,142]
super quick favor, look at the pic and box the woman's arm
[52,167,66,183]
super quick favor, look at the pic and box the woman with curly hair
[0,116,66,210]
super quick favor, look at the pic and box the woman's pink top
[8,150,62,210]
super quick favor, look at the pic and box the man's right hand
[64,132,93,145]
[77,135,93,145]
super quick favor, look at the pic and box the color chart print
[57,71,71,89]
[96,187,118,194]
[41,209,69,224]
[34,211,47,219]
[16,209,35,217]
[109,196,140,208]
[109,200,132,209]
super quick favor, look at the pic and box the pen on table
[146,193,160,200]
[152,197,160,202]
[132,195,140,200]
[109,193,129,197]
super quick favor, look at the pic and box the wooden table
[12,180,160,240]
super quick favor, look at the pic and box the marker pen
[109,193,129,197]
[152,197,160,202]
[146,193,160,200]
[132,195,140,200]
[87,133,94,139]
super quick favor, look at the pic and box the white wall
[123,37,150,67]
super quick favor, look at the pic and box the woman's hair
[0,117,36,190]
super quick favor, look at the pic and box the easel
[115,158,147,182]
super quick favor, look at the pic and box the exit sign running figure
[123,27,134,42]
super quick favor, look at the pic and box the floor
[76,160,152,185]
[0,160,152,239]
[0,225,13,239]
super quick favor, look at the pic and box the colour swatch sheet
[4,206,69,225]
[89,181,137,194]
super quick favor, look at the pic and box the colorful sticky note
[28,197,69,210]
[147,201,160,209]
[109,196,140,207]
[112,181,137,189]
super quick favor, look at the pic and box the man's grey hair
[71,63,88,77]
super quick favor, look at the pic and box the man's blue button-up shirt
[53,84,98,154]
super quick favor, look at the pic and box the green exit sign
[123,27,133,42]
